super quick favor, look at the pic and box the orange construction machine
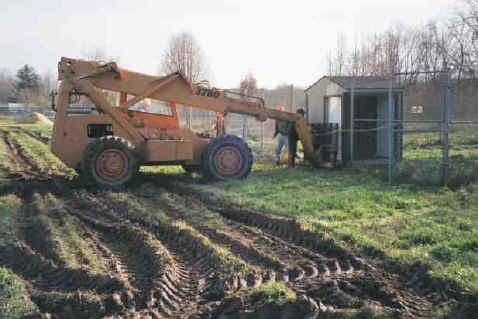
[51,57,326,187]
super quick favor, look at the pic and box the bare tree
[348,36,361,76]
[0,69,13,104]
[160,32,210,128]
[456,0,478,76]
[159,32,209,83]
[36,71,56,107]
[238,73,258,142]
[326,33,348,76]
[240,73,258,94]
[80,48,120,106]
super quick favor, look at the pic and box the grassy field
[397,126,478,186]
[189,166,478,292]
[0,195,38,317]
[158,126,478,296]
[0,121,477,318]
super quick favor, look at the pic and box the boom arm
[58,57,321,165]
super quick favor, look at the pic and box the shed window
[326,97,342,124]
[411,105,424,114]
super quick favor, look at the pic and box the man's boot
[288,156,296,168]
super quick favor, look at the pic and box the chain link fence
[384,72,477,186]
[179,74,477,186]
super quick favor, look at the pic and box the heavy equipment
[51,57,326,187]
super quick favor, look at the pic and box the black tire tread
[201,135,253,181]
[82,136,139,188]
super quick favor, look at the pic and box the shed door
[354,96,377,159]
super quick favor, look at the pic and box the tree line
[326,0,478,81]
[0,65,54,106]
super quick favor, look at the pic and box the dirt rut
[0,129,54,181]
[0,175,441,318]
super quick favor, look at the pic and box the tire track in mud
[12,127,51,144]
[0,129,57,183]
[140,189,286,272]
[158,183,435,318]
[142,187,361,282]
[65,190,232,318]
[0,130,41,180]
[69,210,175,316]
[0,126,454,317]
[1,180,436,318]
[6,190,176,318]
[1,192,129,319]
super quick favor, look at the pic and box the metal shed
[305,76,403,163]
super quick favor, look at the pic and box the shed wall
[306,78,343,124]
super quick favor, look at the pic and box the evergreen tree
[15,64,39,92]
[14,64,40,104]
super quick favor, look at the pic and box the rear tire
[82,136,139,188]
[202,135,252,180]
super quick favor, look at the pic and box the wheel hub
[214,146,243,176]
[96,149,128,181]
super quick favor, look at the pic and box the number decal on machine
[196,87,220,98]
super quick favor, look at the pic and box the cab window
[128,99,173,116]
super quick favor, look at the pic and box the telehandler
[51,57,326,187]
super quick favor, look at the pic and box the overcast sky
[0,0,456,89]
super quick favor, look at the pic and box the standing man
[273,105,290,166]
[288,108,306,168]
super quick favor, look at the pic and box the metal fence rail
[183,71,477,186]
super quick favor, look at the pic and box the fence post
[260,92,265,152]
[187,107,192,129]
[260,121,264,152]
[242,115,248,142]
[388,74,394,184]
[350,81,355,162]
[289,84,294,112]
[441,72,451,185]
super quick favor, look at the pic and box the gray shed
[305,76,403,163]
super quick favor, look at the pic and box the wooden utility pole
[241,88,248,142]
[289,84,294,112]
[441,72,452,185]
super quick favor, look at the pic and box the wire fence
[350,72,478,185]
[176,73,478,186]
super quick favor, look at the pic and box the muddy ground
[0,127,474,319]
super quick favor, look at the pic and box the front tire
[82,136,139,188]
[202,135,252,180]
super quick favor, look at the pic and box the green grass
[2,122,477,301]
[0,195,39,318]
[56,213,109,275]
[0,267,38,318]
[142,127,478,296]
[22,124,53,140]
[0,138,15,179]
[32,194,109,274]
[398,126,478,186]
[0,116,16,125]
[191,164,478,294]
[0,195,22,248]
[105,191,258,275]
[250,282,296,305]
[9,131,73,175]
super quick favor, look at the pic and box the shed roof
[305,76,402,92]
